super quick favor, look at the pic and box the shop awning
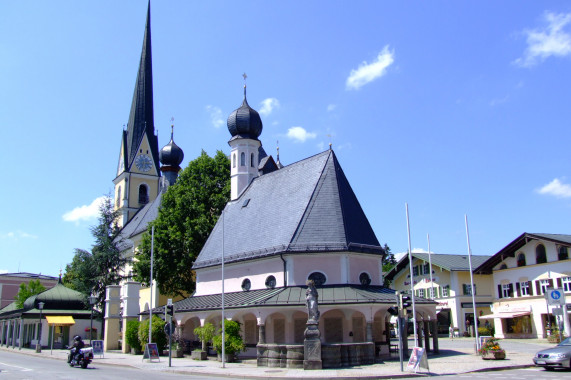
[479,311,530,319]
[46,316,75,326]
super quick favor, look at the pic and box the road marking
[0,361,33,371]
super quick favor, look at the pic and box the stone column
[0,320,4,346]
[12,319,17,348]
[18,318,24,350]
[104,285,121,351]
[303,321,322,370]
[366,321,373,343]
[431,320,439,354]
[258,324,266,344]
[423,320,430,351]
[121,282,141,353]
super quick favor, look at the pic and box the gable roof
[474,232,571,274]
[114,191,163,251]
[384,252,491,281]
[193,149,383,269]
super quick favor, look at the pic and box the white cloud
[0,231,38,240]
[0,270,7,274]
[259,98,280,117]
[346,45,395,90]
[327,104,337,112]
[63,196,106,223]
[205,105,224,128]
[515,12,571,67]
[537,178,571,198]
[287,126,317,143]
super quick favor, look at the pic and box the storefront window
[506,315,532,334]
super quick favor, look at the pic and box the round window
[308,272,326,286]
[265,275,276,289]
[241,278,251,291]
[359,272,371,286]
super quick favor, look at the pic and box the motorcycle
[67,347,93,369]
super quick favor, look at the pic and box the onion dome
[227,85,263,140]
[159,126,184,167]
[23,282,86,311]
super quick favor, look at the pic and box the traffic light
[401,295,412,309]
[387,306,399,316]
[166,304,174,318]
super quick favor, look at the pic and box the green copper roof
[24,282,86,311]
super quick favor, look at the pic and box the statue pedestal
[303,321,322,370]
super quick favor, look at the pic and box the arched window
[116,186,121,207]
[536,244,547,264]
[138,184,149,204]
[265,275,276,289]
[241,278,251,291]
[240,152,245,166]
[232,153,236,168]
[499,263,507,270]
[559,246,569,261]
[251,153,255,167]
[308,272,326,286]
[517,253,526,267]
[359,272,371,286]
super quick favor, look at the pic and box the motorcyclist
[70,335,85,363]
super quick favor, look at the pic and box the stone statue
[306,280,320,322]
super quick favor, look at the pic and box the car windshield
[559,337,571,346]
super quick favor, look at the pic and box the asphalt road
[0,350,227,380]
[441,367,571,379]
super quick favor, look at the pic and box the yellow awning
[46,316,76,326]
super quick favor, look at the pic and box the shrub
[478,326,493,337]
[212,320,245,355]
[194,322,215,352]
[125,319,142,353]
[138,315,167,353]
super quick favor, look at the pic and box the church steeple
[113,1,161,227]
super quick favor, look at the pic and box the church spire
[124,1,159,173]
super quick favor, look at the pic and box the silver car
[533,337,571,370]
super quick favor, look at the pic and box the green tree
[15,279,45,308]
[133,150,230,297]
[382,243,397,287]
[212,320,245,356]
[63,196,128,308]
[138,315,167,352]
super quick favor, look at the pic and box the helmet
[74,335,82,342]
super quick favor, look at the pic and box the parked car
[533,336,571,370]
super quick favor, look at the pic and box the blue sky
[1,1,571,276]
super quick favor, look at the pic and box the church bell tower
[113,3,160,227]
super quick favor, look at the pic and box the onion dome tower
[227,81,264,200]
[159,125,184,189]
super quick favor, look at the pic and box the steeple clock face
[135,154,153,172]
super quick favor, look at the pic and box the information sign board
[91,340,104,358]
[407,347,429,372]
[143,343,160,362]
[545,288,565,306]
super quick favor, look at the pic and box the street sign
[553,308,563,316]
[545,288,565,306]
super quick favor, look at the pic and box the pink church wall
[292,254,342,285]
[349,256,381,285]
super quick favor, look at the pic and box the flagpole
[221,208,226,368]
[428,234,434,299]
[465,214,480,351]
[149,226,154,345]
[406,203,418,347]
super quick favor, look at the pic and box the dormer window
[536,244,547,264]
[517,253,526,267]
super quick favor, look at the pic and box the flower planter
[191,350,208,360]
[482,351,505,360]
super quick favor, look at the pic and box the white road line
[0,361,33,371]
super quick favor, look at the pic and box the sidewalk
[0,338,551,379]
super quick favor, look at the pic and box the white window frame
[520,281,530,296]
[442,285,449,297]
[562,276,571,292]
[419,288,425,298]
[428,287,436,299]
[502,284,512,298]
[539,279,550,295]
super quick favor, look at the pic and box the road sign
[545,288,565,306]
[553,307,563,316]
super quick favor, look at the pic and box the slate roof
[193,149,383,269]
[123,2,160,174]
[0,272,58,281]
[474,232,571,274]
[114,191,163,250]
[384,252,491,281]
[147,285,434,314]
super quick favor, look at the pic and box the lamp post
[88,295,97,343]
[35,302,45,353]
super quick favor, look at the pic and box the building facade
[0,273,59,309]
[474,233,571,339]
[385,252,492,335]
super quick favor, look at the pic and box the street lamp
[88,295,97,343]
[35,302,45,353]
